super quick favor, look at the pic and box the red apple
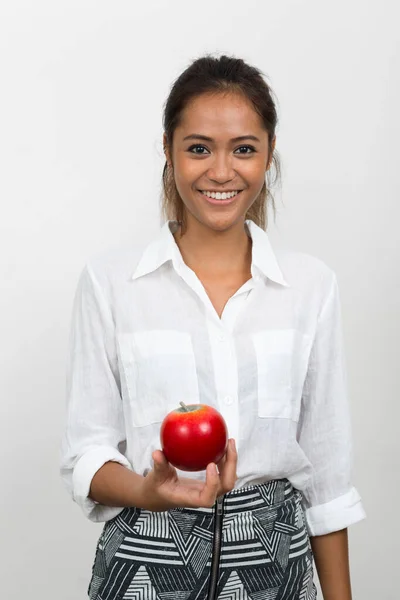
[160,402,228,471]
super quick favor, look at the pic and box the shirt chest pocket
[252,329,312,422]
[117,330,200,427]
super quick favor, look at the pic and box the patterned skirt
[88,478,317,599]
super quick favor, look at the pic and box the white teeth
[201,190,240,200]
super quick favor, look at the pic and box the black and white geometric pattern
[88,479,317,599]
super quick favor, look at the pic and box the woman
[61,54,366,599]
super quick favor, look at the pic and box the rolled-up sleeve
[60,263,132,522]
[297,270,366,536]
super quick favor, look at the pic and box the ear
[163,133,172,167]
[266,135,276,170]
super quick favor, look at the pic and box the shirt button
[224,395,233,405]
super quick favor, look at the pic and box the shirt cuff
[305,487,366,536]
[72,445,133,523]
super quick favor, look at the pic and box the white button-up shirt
[60,220,366,535]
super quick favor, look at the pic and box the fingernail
[231,439,236,450]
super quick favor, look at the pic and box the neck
[173,217,252,278]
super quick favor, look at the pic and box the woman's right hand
[141,438,238,512]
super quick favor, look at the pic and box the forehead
[177,92,266,137]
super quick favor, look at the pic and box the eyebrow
[182,134,261,143]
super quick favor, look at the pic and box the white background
[0,1,399,598]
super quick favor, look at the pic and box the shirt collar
[131,221,182,280]
[131,219,289,287]
[245,220,290,287]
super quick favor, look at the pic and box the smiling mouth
[197,189,243,206]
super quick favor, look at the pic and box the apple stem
[179,401,189,412]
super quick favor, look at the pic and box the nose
[206,152,236,185]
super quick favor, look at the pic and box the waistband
[170,478,296,516]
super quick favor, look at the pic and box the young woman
[61,54,366,599]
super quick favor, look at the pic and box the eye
[187,144,210,155]
[234,145,256,155]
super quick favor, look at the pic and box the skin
[165,90,274,236]
[164,91,275,317]
[90,439,237,512]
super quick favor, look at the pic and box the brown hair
[161,53,281,232]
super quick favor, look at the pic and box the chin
[204,216,242,233]
[187,209,245,233]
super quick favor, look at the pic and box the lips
[197,189,243,206]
